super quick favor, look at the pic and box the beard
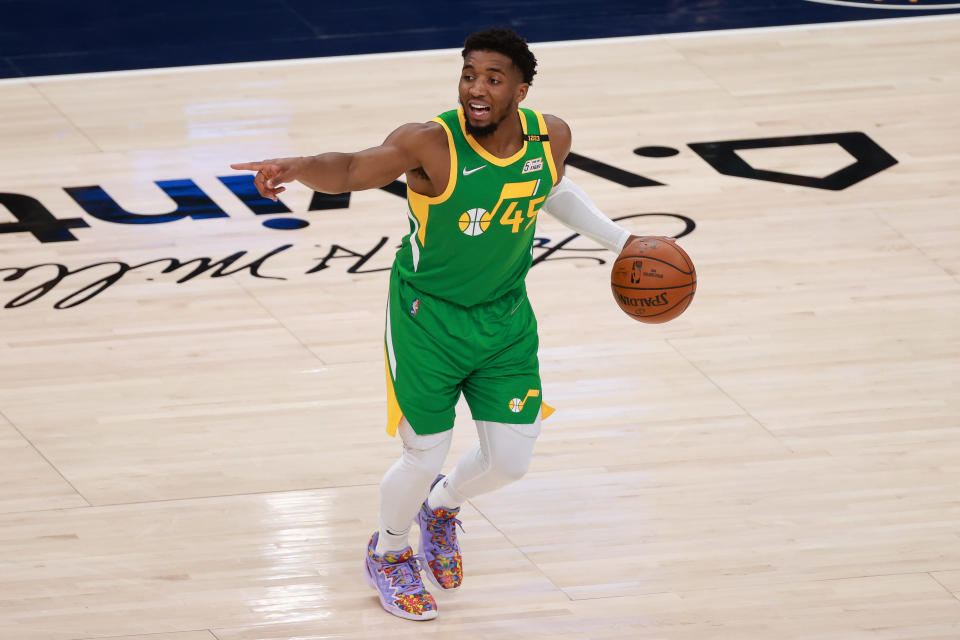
[463,116,501,138]
[458,97,505,138]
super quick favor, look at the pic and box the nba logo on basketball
[410,299,420,316]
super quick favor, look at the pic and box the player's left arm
[541,114,638,253]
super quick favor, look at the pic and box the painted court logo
[458,208,494,236]
[508,389,540,413]
[802,0,960,8]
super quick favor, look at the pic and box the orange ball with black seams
[611,236,696,323]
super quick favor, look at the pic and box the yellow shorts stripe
[384,346,403,437]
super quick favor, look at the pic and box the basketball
[611,236,696,323]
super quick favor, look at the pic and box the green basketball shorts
[384,264,551,436]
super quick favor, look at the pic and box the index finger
[230,161,264,171]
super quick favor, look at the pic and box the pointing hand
[230,157,305,202]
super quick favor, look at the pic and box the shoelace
[381,554,428,596]
[426,512,465,555]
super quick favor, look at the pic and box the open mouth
[468,102,491,120]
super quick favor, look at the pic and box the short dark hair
[462,28,537,85]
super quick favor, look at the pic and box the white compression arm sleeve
[541,176,631,253]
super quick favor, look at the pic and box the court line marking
[0,13,958,86]
[803,0,960,9]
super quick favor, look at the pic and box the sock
[376,524,410,555]
[426,476,464,511]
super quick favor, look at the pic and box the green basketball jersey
[393,107,558,307]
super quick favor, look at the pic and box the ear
[515,82,529,103]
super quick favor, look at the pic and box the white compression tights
[376,412,541,553]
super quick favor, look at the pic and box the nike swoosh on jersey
[462,165,487,176]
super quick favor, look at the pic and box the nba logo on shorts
[410,299,420,316]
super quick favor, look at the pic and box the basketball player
[231,28,636,621]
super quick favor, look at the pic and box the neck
[472,109,523,158]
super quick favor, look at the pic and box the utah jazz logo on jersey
[508,389,540,413]
[458,179,548,237]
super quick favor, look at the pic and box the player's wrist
[616,232,636,254]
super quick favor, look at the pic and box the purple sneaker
[417,475,464,590]
[363,532,437,621]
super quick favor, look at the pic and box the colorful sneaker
[417,475,464,590]
[363,532,437,621]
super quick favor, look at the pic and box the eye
[490,78,500,85]
[463,74,474,81]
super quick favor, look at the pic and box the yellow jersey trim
[406,116,458,248]
[457,107,529,167]
[385,346,404,437]
[408,195,429,247]
[534,110,559,186]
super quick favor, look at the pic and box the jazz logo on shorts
[508,389,540,413]
[410,298,420,316]
[458,208,494,236]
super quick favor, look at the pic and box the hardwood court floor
[0,15,958,640]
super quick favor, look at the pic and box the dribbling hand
[230,157,306,202]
